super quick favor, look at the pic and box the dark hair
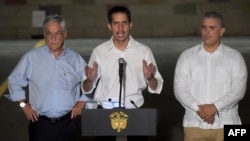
[43,14,66,32]
[204,11,225,28]
[107,5,131,23]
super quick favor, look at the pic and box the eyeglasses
[45,31,64,39]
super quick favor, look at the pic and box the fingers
[150,64,156,74]
[197,110,206,120]
[142,59,146,66]
[30,112,39,122]
[71,108,82,119]
[203,116,215,124]
[207,117,215,124]
[85,62,98,81]
[84,65,90,73]
[85,61,98,72]
[93,61,98,70]
[198,104,217,118]
[142,59,156,78]
[22,103,39,122]
[197,107,215,125]
[71,101,85,119]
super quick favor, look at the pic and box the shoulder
[180,44,200,57]
[224,45,247,66]
[65,47,79,55]
[93,40,110,52]
[23,45,46,56]
[135,40,150,49]
[222,44,241,54]
[130,38,152,53]
[65,47,84,60]
[221,44,245,61]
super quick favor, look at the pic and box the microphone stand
[119,67,123,108]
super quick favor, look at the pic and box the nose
[118,23,123,30]
[51,34,57,40]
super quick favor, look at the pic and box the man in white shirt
[82,5,163,109]
[174,11,247,141]
[81,5,164,141]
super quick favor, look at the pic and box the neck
[51,48,64,59]
[113,37,130,51]
[204,41,220,53]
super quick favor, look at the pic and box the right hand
[197,104,217,124]
[22,103,39,122]
[85,61,98,82]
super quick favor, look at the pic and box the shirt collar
[45,44,66,57]
[199,42,223,54]
[107,35,136,51]
[61,44,66,56]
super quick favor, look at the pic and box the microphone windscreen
[118,58,125,64]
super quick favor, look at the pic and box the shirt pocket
[191,66,204,82]
[215,67,228,82]
[60,71,81,90]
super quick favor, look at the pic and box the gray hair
[43,14,66,32]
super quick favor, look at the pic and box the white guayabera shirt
[174,43,247,129]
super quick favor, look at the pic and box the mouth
[117,32,125,38]
[49,41,59,44]
[202,35,210,40]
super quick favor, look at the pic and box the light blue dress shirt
[8,45,87,117]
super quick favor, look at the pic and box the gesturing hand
[85,61,98,82]
[142,59,156,80]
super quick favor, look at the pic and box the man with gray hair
[7,14,88,141]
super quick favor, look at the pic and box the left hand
[71,101,86,119]
[143,59,156,80]
[197,104,217,124]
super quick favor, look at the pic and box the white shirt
[174,42,247,129]
[82,36,163,109]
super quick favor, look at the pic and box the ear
[129,23,133,30]
[63,31,67,39]
[107,23,112,31]
[220,27,225,37]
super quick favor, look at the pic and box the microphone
[118,58,125,81]
[118,58,125,108]
[130,100,139,108]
